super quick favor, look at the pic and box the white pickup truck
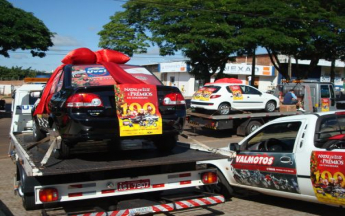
[201,111,345,207]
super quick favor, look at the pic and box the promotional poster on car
[311,151,345,205]
[229,85,243,100]
[71,66,116,87]
[321,98,330,112]
[192,87,217,101]
[115,84,162,137]
[231,152,299,193]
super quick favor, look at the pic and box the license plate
[117,179,150,191]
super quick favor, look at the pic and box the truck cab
[274,81,336,112]
[11,78,47,133]
[200,111,345,207]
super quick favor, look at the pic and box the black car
[32,64,186,158]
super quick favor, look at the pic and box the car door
[233,85,264,109]
[231,121,302,194]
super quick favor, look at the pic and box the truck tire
[204,168,233,200]
[22,193,40,210]
[54,140,71,159]
[265,100,276,112]
[17,164,42,210]
[245,120,262,135]
[33,120,46,141]
[218,103,230,115]
[154,135,177,152]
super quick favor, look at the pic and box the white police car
[191,83,280,114]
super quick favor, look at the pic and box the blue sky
[1,0,187,72]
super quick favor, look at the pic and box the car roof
[268,111,343,123]
[204,83,244,87]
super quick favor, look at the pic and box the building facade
[143,54,345,97]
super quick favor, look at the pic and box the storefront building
[143,54,345,97]
[157,57,277,97]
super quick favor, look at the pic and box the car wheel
[33,120,46,141]
[245,120,262,135]
[154,135,177,152]
[218,103,230,115]
[265,100,276,112]
[54,140,71,159]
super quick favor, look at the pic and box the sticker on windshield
[229,85,243,100]
[85,67,109,77]
[71,66,115,87]
[311,151,345,205]
[192,87,216,101]
[115,84,162,137]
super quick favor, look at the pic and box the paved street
[0,101,344,215]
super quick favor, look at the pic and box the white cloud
[52,35,82,47]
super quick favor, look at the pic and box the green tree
[99,0,345,82]
[0,66,46,80]
[99,0,240,83]
[260,0,345,80]
[0,0,53,58]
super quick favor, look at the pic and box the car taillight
[163,93,186,105]
[210,95,221,99]
[66,93,103,108]
[39,188,59,202]
[201,172,218,184]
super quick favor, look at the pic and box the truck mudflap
[70,195,225,216]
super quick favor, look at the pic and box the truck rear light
[210,95,221,99]
[39,188,58,202]
[66,93,103,108]
[201,172,218,184]
[163,93,186,105]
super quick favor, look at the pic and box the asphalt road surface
[0,100,343,215]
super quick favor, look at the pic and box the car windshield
[71,64,162,87]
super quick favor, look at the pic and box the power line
[7,51,186,59]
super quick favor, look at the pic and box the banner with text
[311,151,345,205]
[115,84,162,137]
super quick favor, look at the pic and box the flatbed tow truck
[188,81,337,136]
[8,79,231,216]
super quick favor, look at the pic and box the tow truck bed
[13,132,227,176]
[188,110,299,120]
[188,110,301,134]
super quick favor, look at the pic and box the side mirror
[30,91,41,98]
[229,143,240,152]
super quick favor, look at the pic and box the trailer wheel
[265,100,276,112]
[218,103,230,115]
[33,120,46,141]
[54,140,71,159]
[204,169,233,200]
[245,121,262,135]
[154,135,177,152]
[22,193,40,210]
[17,164,41,210]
